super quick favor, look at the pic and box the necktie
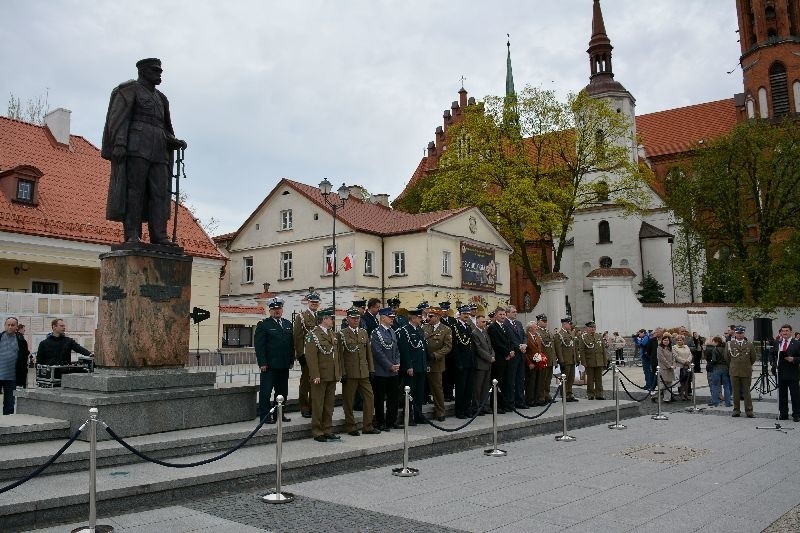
[782,339,789,352]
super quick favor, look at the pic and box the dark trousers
[453,366,473,416]
[258,368,289,419]
[1,380,15,415]
[373,375,399,428]
[615,349,624,365]
[778,379,800,418]
[490,357,507,408]
[503,353,525,408]
[124,157,170,241]
[442,353,455,400]
[404,371,426,422]
[472,368,492,413]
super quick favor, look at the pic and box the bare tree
[7,90,50,125]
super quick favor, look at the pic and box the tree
[637,271,666,303]
[664,119,800,310]
[7,90,49,125]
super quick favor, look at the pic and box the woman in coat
[673,334,693,400]
[654,334,676,402]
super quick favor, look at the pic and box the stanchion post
[71,407,114,533]
[392,386,419,477]
[685,369,705,413]
[484,379,507,457]
[652,366,669,420]
[555,374,576,441]
[608,363,627,430]
[262,396,295,504]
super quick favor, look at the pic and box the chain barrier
[618,376,652,402]
[102,406,276,469]
[618,369,651,391]
[509,384,563,420]
[421,388,492,432]
[0,420,87,494]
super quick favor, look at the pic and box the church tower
[737,0,800,118]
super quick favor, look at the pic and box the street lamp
[319,179,350,323]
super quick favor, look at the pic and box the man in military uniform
[398,308,428,424]
[254,298,294,423]
[371,308,402,431]
[724,326,757,418]
[555,318,580,402]
[451,305,475,418]
[342,298,367,330]
[526,314,556,406]
[101,58,187,244]
[339,307,380,436]
[293,291,321,418]
[439,302,457,402]
[423,308,453,421]
[305,307,342,441]
[578,321,607,400]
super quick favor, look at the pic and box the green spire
[504,36,519,130]
[505,37,515,97]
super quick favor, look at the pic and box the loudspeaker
[753,317,773,342]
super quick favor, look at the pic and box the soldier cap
[136,58,162,70]
[352,299,367,308]
[585,321,596,328]
[458,305,473,315]
[536,314,548,321]
[408,308,424,316]
[267,297,284,309]
[346,307,362,318]
[316,306,335,318]
[417,301,430,310]
[306,292,321,302]
[439,301,451,310]
[560,317,572,324]
[387,298,401,307]
[734,326,746,333]
[378,307,396,317]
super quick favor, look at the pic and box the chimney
[44,108,71,146]
[467,96,476,106]
[459,87,468,108]
[371,193,390,207]
[348,185,366,200]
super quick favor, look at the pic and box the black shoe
[746,413,754,418]
[408,420,417,426]
[348,430,361,436]
[392,423,403,429]
[496,408,507,414]
[436,416,446,422]
[456,414,468,419]
[595,397,605,401]
[793,416,800,422]
[301,412,312,419]
[280,415,291,423]
[265,417,277,424]
[325,434,341,440]
[732,412,740,417]
[515,404,529,410]
[477,411,486,416]
[779,415,789,420]
[313,435,328,442]
[566,397,579,403]
[363,428,382,435]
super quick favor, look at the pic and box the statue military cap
[136,58,162,69]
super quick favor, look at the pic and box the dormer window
[17,179,34,202]
[0,165,43,206]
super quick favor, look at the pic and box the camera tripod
[751,341,777,400]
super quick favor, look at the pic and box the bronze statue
[101,58,187,245]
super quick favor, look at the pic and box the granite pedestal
[16,369,257,441]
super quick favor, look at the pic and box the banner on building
[460,242,496,292]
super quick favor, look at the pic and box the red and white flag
[325,257,334,274]
[342,253,355,271]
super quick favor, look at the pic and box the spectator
[646,328,665,394]
[705,336,731,407]
[612,332,626,365]
[690,331,705,373]
[654,333,675,402]
[634,329,652,390]
[673,334,693,400]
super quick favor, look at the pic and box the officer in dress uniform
[305,307,342,442]
[293,291,321,418]
[724,326,757,418]
[342,298,367,330]
[525,314,556,406]
[423,307,453,421]
[339,307,381,436]
[451,305,475,418]
[555,318,580,402]
[254,298,294,423]
[371,308,402,431]
[579,321,607,400]
[398,308,428,424]
[439,302,458,402]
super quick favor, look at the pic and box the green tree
[665,119,800,310]
[637,271,666,303]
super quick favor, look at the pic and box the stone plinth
[97,246,192,367]
[16,369,257,441]
[538,273,569,321]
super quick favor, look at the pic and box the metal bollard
[484,379,507,456]
[71,408,114,533]
[262,396,294,503]
[608,363,627,430]
[392,386,419,477]
[555,374,576,441]
[652,366,669,420]
[685,370,705,413]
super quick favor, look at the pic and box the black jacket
[0,332,29,387]
[36,335,92,366]
[772,337,800,381]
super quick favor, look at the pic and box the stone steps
[0,415,70,445]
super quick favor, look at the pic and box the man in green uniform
[339,307,380,436]
[305,307,342,441]
[423,307,453,422]
[293,291,321,418]
[526,314,556,406]
[554,318,580,402]
[578,321,607,400]
[724,326,757,418]
[254,298,294,423]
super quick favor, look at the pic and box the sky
[0,1,744,235]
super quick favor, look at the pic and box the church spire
[505,36,516,97]
[504,36,519,129]
[585,0,630,97]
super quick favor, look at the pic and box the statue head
[136,58,163,86]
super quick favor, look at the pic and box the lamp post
[319,178,350,322]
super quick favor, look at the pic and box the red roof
[0,117,223,260]
[636,98,738,158]
[220,305,265,315]
[235,178,469,238]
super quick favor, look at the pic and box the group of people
[254,292,618,442]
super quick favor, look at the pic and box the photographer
[772,324,800,422]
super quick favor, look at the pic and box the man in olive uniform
[439,302,458,402]
[423,308,453,421]
[398,308,428,424]
[339,307,380,436]
[254,298,294,423]
[451,305,475,418]
[555,318,580,402]
[578,321,607,400]
[526,314,556,406]
[724,326,758,418]
[101,58,187,244]
[293,291,321,418]
[305,307,342,441]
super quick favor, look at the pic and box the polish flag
[326,257,334,274]
[342,253,355,271]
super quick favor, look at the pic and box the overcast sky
[1,1,744,235]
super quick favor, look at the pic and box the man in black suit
[488,308,514,412]
[772,324,800,422]
[645,327,663,395]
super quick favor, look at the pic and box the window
[323,246,335,275]
[794,82,800,113]
[242,257,254,283]
[523,292,532,313]
[280,209,293,230]
[598,221,611,244]
[769,62,789,117]
[280,251,293,279]
[441,251,452,276]
[392,251,406,275]
[758,87,769,118]
[224,325,253,347]
[16,180,34,202]
[32,281,59,294]
[364,250,375,275]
